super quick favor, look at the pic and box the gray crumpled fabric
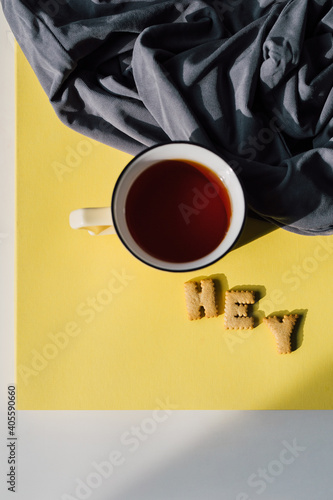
[2,0,333,234]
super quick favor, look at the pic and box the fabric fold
[3,0,333,234]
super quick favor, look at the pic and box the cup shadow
[233,211,278,250]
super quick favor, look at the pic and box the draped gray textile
[2,0,333,234]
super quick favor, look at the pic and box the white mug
[69,142,246,272]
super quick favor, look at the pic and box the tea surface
[125,159,231,263]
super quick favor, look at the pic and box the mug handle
[69,208,116,236]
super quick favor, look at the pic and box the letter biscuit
[263,314,298,354]
[224,290,255,329]
[184,279,217,320]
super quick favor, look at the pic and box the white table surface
[0,11,333,500]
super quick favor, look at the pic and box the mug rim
[111,141,246,272]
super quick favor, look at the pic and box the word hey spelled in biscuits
[184,279,299,354]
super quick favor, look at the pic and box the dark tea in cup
[125,159,231,263]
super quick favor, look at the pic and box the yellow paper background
[16,47,333,410]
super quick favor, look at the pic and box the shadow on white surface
[14,410,333,500]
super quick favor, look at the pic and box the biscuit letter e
[224,290,255,329]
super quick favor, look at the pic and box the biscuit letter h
[184,279,217,320]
